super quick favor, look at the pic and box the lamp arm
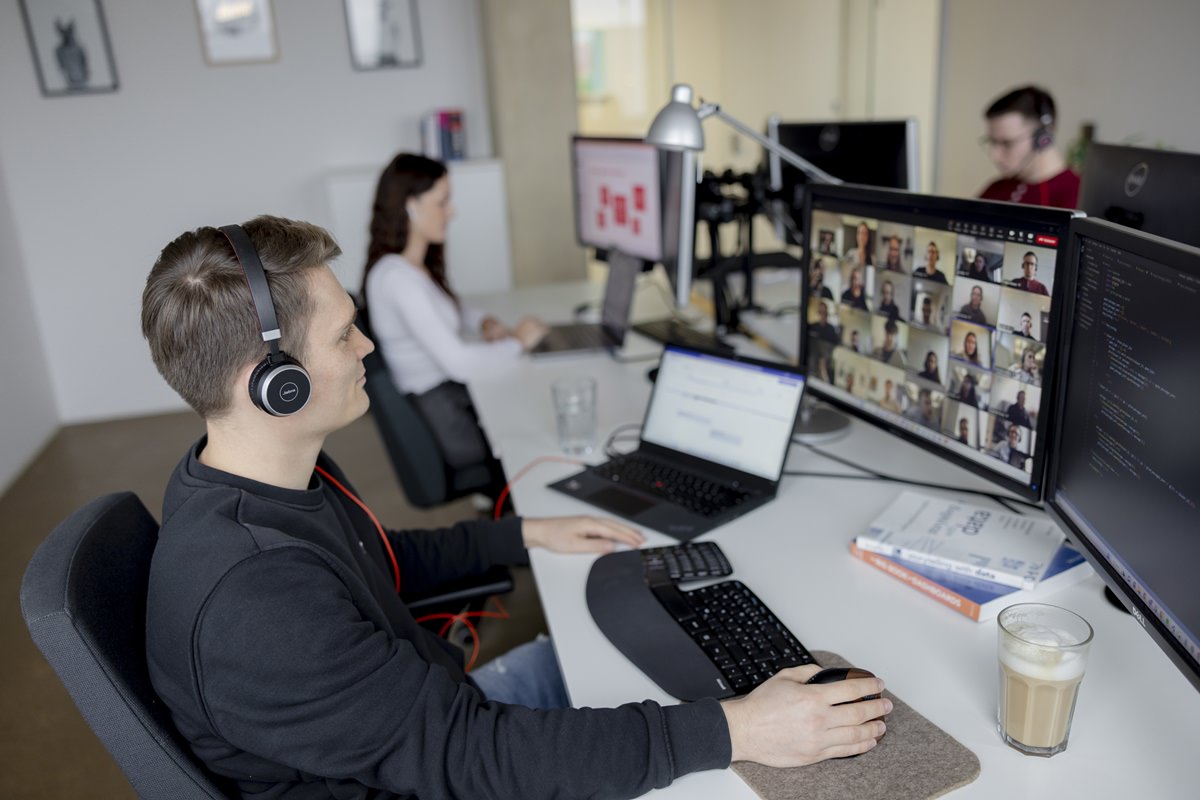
[704,104,843,185]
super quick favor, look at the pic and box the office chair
[356,315,503,509]
[359,346,514,613]
[21,491,513,798]
[19,492,233,800]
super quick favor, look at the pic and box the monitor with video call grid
[801,184,1079,500]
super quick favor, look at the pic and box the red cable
[416,595,511,671]
[493,455,587,519]
[314,465,401,594]
[319,453,582,669]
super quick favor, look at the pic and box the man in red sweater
[978,85,1080,210]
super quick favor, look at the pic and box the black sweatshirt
[146,440,730,799]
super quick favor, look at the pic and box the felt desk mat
[732,652,980,800]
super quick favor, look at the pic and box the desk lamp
[645,84,849,439]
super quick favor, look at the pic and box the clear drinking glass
[997,603,1094,756]
[551,377,597,455]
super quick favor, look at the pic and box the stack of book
[420,108,466,161]
[850,490,1093,622]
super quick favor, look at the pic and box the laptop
[530,251,640,357]
[548,345,807,539]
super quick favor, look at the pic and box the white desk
[463,282,1200,799]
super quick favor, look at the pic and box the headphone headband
[218,223,311,416]
[220,224,281,359]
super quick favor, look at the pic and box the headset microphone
[219,224,312,417]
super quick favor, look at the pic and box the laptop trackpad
[589,487,656,516]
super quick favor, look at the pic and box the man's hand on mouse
[721,664,892,767]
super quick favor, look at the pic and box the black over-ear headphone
[1031,91,1055,151]
[219,224,312,417]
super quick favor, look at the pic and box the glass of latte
[997,603,1094,756]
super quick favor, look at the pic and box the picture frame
[18,0,119,97]
[194,0,278,65]
[343,0,423,71]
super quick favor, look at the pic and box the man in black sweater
[140,217,890,799]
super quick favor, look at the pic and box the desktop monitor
[1078,142,1200,248]
[1044,218,1200,694]
[571,135,664,263]
[801,183,1079,501]
[769,119,919,246]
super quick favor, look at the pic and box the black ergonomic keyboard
[633,319,734,354]
[640,541,732,582]
[592,454,752,518]
[585,542,816,701]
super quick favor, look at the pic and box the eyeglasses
[979,130,1036,152]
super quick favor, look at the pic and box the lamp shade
[646,84,705,151]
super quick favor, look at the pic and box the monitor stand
[1104,586,1131,615]
[792,396,850,444]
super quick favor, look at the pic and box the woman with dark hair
[917,350,941,384]
[362,153,546,474]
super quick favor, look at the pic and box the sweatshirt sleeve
[388,516,530,599]
[377,267,522,383]
[195,548,731,799]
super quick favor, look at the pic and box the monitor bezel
[799,183,1080,503]
[569,134,664,263]
[1043,216,1200,694]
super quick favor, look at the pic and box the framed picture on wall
[343,0,423,70]
[18,0,119,97]
[194,0,278,65]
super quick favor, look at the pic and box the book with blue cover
[850,539,1094,621]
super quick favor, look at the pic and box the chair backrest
[362,348,450,507]
[20,493,232,800]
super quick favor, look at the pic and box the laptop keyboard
[649,574,816,695]
[540,324,610,351]
[594,454,752,518]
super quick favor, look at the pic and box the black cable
[789,438,1039,513]
[603,423,642,458]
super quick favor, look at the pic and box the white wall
[937,0,1200,197]
[0,160,58,493]
[0,0,494,423]
[842,0,941,192]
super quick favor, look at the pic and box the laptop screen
[641,347,806,480]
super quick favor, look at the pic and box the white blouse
[366,254,522,394]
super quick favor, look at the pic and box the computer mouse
[806,667,882,702]
[807,667,887,744]
[646,366,659,383]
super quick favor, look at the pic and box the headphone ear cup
[248,354,312,416]
[1033,126,1054,151]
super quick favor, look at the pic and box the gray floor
[1,410,547,799]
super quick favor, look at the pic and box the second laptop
[548,345,806,539]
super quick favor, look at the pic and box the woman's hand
[513,316,549,350]
[522,516,645,553]
[480,316,510,342]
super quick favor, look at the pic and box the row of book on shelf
[850,490,1092,622]
[420,107,466,162]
